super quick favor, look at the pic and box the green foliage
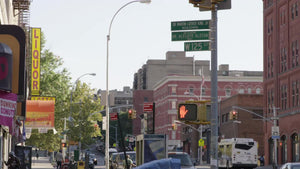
[25,31,103,151]
[68,82,103,149]
[109,111,133,147]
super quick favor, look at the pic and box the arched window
[256,88,261,94]
[281,135,287,164]
[291,133,299,162]
[225,87,232,97]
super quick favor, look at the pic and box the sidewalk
[32,156,54,169]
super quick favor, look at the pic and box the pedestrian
[35,149,39,160]
[55,150,63,169]
[4,152,21,169]
[259,155,265,166]
[123,155,136,169]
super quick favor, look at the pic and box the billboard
[31,28,41,96]
[25,100,55,128]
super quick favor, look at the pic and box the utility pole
[210,1,219,168]
[272,106,279,169]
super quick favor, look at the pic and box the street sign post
[172,31,210,41]
[184,42,210,51]
[171,20,210,31]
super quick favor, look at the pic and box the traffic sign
[198,139,205,147]
[110,112,118,121]
[171,20,210,31]
[184,42,210,51]
[172,31,210,41]
[143,102,153,112]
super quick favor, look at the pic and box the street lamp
[67,73,96,158]
[105,1,150,168]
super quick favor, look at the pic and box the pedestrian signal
[177,103,198,121]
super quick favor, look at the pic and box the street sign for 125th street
[184,42,210,51]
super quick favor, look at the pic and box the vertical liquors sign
[31,28,41,95]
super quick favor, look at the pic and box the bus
[218,138,258,169]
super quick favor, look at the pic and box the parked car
[168,152,195,169]
[280,162,300,169]
[110,151,136,169]
[109,148,118,157]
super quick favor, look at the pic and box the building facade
[263,0,300,165]
[151,74,263,160]
[99,86,133,112]
[0,0,30,168]
[219,94,264,156]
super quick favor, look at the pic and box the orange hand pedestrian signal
[179,105,188,118]
[177,103,198,121]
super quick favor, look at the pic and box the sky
[30,0,263,91]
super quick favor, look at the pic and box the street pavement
[30,156,275,169]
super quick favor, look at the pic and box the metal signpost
[172,1,231,168]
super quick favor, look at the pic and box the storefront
[0,91,17,169]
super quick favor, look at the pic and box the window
[172,86,176,95]
[281,47,288,72]
[201,87,206,96]
[239,88,245,94]
[292,41,299,68]
[281,135,287,164]
[189,87,194,95]
[256,88,261,94]
[225,87,231,97]
[281,84,288,110]
[292,133,299,162]
[248,87,252,94]
[292,80,299,107]
[172,101,176,109]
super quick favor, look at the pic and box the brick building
[219,94,264,156]
[150,75,263,160]
[263,0,300,165]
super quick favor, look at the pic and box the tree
[68,82,102,149]
[25,32,103,151]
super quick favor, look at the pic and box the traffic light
[128,109,133,119]
[177,103,198,121]
[230,110,238,120]
[172,123,177,130]
[61,143,67,147]
[132,109,137,119]
[189,0,204,7]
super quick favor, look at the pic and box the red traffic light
[129,109,132,114]
[62,143,67,147]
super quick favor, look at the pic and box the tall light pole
[68,73,96,157]
[105,1,150,168]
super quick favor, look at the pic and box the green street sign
[172,31,210,41]
[171,20,210,31]
[184,42,210,51]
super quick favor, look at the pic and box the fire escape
[13,0,31,31]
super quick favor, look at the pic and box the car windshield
[168,154,193,166]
